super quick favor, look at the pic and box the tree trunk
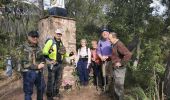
[164,54,170,98]
[162,81,164,100]
[154,68,160,100]
[133,39,141,70]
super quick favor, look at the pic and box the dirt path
[61,86,112,100]
[0,81,112,100]
[0,70,112,100]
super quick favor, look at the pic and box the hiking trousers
[23,70,45,100]
[46,63,63,99]
[113,67,126,100]
[77,59,89,85]
[91,61,103,86]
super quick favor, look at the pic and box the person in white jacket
[76,39,91,86]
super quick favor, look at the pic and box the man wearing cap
[17,31,46,100]
[43,29,66,100]
[97,28,112,92]
[109,32,132,100]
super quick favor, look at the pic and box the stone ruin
[38,16,76,53]
[38,16,77,90]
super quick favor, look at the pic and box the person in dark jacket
[17,31,46,100]
[108,32,132,100]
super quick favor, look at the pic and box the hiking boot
[53,96,59,100]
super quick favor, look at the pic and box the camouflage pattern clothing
[17,42,45,71]
[17,42,46,100]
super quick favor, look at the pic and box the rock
[61,65,76,90]
[38,16,76,53]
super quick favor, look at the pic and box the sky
[22,0,168,15]
[150,0,167,15]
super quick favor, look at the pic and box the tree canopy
[0,0,170,99]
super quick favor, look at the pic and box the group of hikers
[16,27,132,100]
[75,28,132,100]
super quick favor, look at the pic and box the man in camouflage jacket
[17,31,46,100]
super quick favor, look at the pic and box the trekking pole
[102,61,107,92]
[40,68,44,100]
[95,63,99,91]
[96,76,99,91]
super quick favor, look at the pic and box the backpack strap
[45,38,56,54]
[78,47,89,58]
[59,41,64,47]
[86,48,88,56]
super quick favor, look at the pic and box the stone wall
[38,16,76,53]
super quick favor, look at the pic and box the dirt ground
[0,70,112,100]
[0,84,112,100]
[0,73,112,100]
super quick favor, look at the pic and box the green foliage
[0,1,41,69]
[66,0,112,48]
[125,87,149,100]
[67,0,170,98]
[0,0,169,99]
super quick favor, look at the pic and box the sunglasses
[31,35,39,38]
[56,33,62,36]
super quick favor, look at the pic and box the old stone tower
[38,16,76,53]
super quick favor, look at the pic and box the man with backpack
[108,32,132,100]
[43,29,66,100]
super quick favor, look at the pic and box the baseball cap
[28,31,39,37]
[55,29,63,34]
[101,28,109,32]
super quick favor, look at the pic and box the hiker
[17,31,46,100]
[43,29,66,100]
[90,40,103,89]
[76,39,91,86]
[97,28,112,92]
[108,32,132,100]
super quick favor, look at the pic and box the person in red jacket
[108,32,132,100]
[90,40,103,89]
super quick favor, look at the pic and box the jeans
[91,61,103,86]
[23,70,45,100]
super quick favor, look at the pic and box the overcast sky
[150,0,167,15]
